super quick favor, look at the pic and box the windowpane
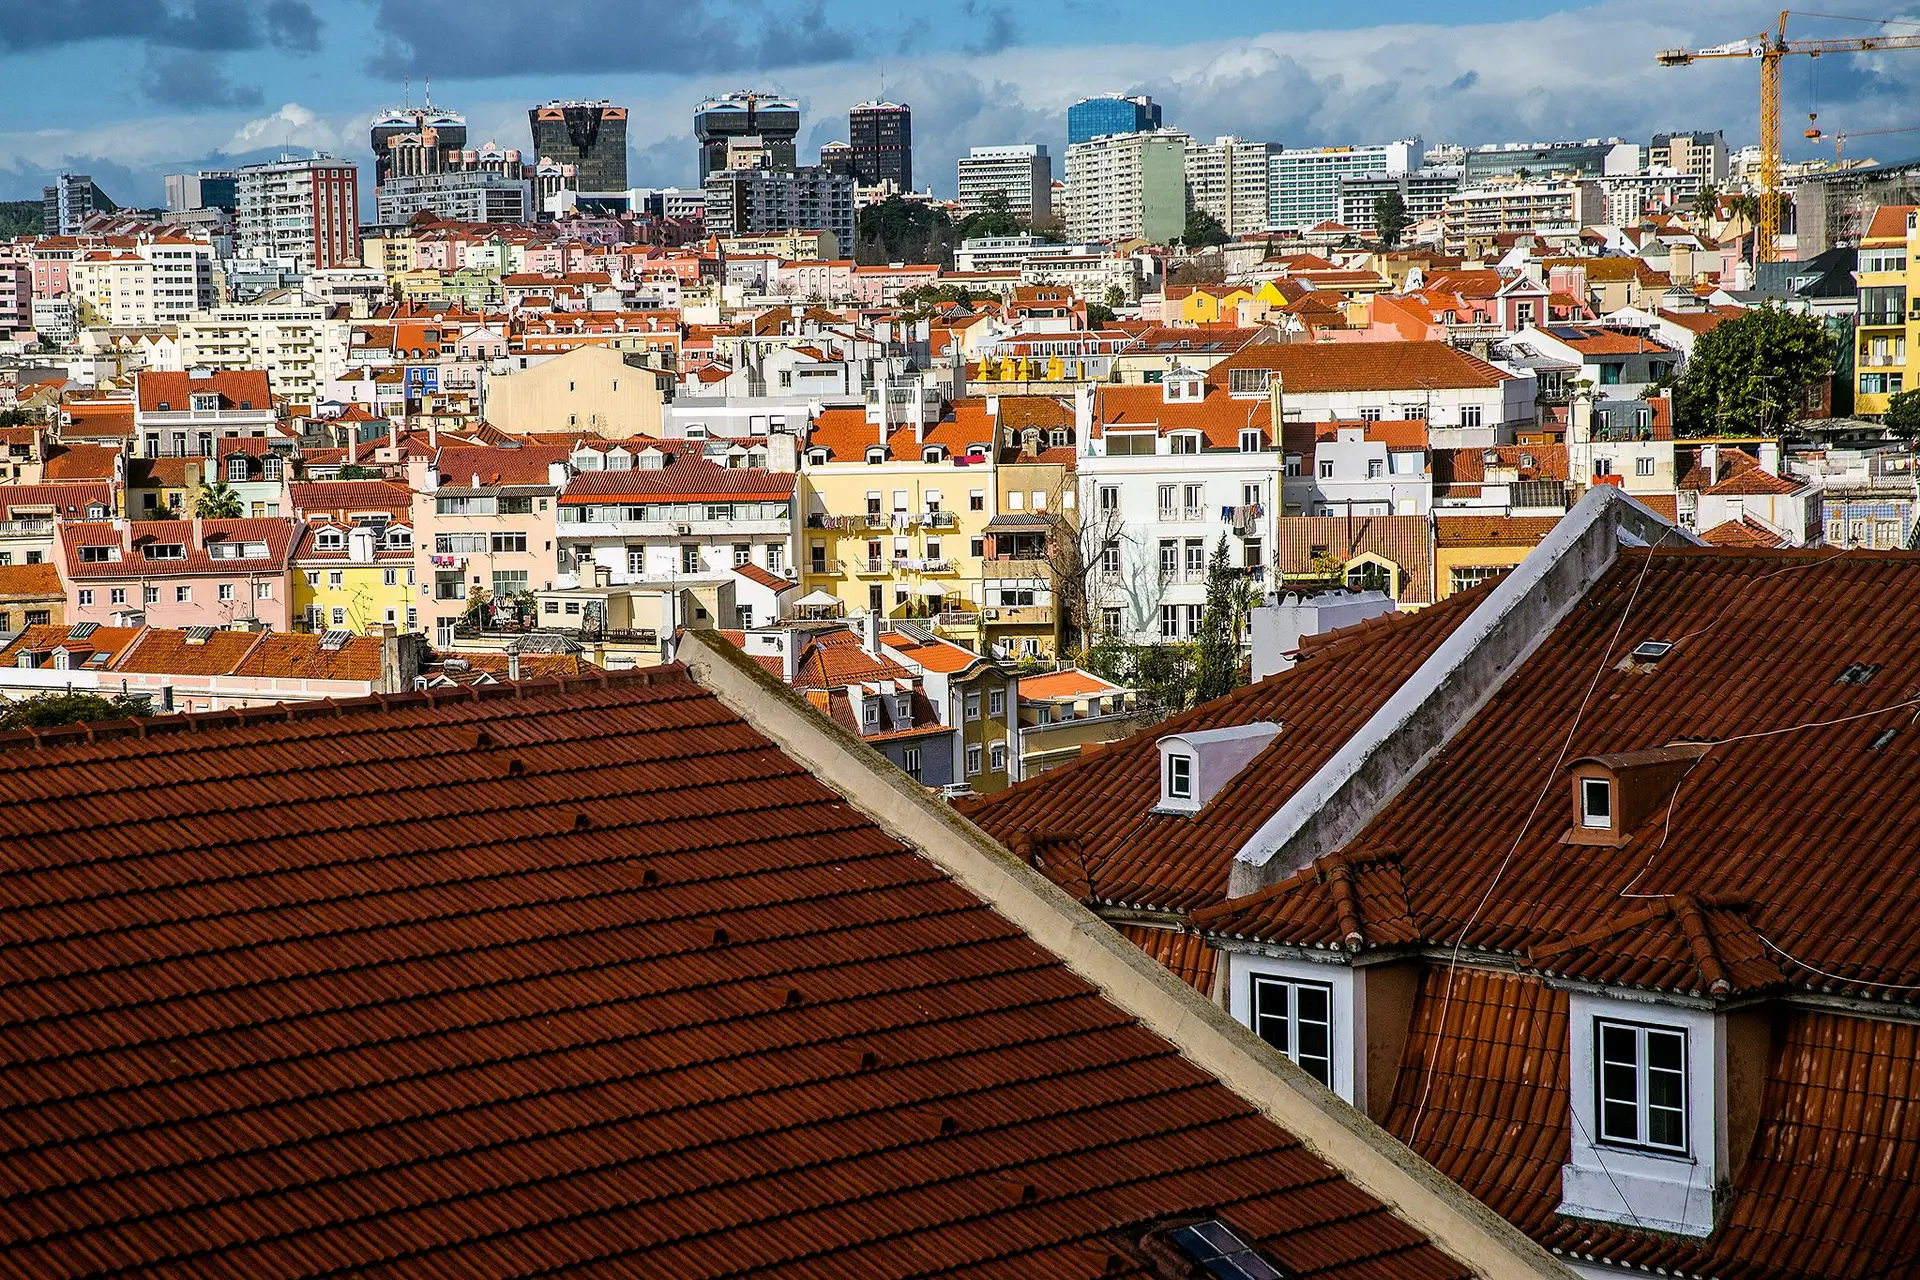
[1251,978,1289,1054]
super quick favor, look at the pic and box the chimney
[861,608,882,658]
[191,514,203,545]
[471,472,481,490]
[507,648,522,681]
[347,431,358,465]
[387,419,398,454]
[1701,443,1719,485]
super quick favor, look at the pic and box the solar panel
[66,622,98,640]
[1167,1221,1288,1280]
[183,626,219,644]
[320,629,353,651]
[1547,325,1586,340]
[893,622,936,644]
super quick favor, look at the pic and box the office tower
[957,145,1052,221]
[234,155,360,271]
[164,170,238,213]
[1063,129,1189,244]
[694,91,802,183]
[1649,131,1729,185]
[529,101,629,193]
[818,141,858,178]
[370,104,467,186]
[1183,137,1278,237]
[849,101,911,189]
[1066,95,1161,146]
[702,165,855,257]
[1267,139,1424,230]
[42,174,116,236]
[375,142,534,225]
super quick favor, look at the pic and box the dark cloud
[368,0,856,79]
[0,0,320,52]
[141,50,264,110]
[959,2,1018,55]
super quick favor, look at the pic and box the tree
[1673,303,1832,438]
[954,190,1023,242]
[1181,208,1229,248]
[1165,256,1226,288]
[0,691,151,731]
[854,196,954,267]
[1027,211,1067,243]
[1691,184,1721,221]
[1086,638,1196,721]
[1085,301,1116,327]
[192,480,242,518]
[336,464,385,480]
[1373,191,1412,247]
[1884,389,1920,440]
[1193,536,1241,703]
[1103,284,1127,310]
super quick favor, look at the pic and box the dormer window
[1597,1021,1688,1151]
[922,445,945,463]
[315,530,344,551]
[1164,752,1193,801]
[192,393,218,412]
[1567,744,1707,845]
[1156,722,1282,814]
[263,455,284,481]
[807,449,828,466]
[227,456,249,483]
[865,447,886,465]
[1580,777,1612,828]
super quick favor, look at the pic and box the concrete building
[376,169,533,224]
[956,145,1052,221]
[1855,204,1917,418]
[483,345,668,439]
[528,101,628,193]
[66,236,215,327]
[1064,129,1189,244]
[702,165,855,258]
[1268,140,1422,230]
[1649,130,1728,186]
[369,103,467,186]
[1441,179,1605,250]
[235,155,361,272]
[1184,137,1278,237]
[1459,137,1641,182]
[849,101,911,190]
[57,516,299,632]
[694,91,801,183]
[42,174,115,236]
[176,294,353,406]
[164,170,237,213]
[1066,94,1161,146]
[133,368,277,460]
[1336,166,1464,237]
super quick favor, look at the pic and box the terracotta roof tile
[1432,515,1564,548]
[1207,341,1511,394]
[0,482,113,519]
[0,562,61,596]
[136,368,271,413]
[40,444,121,480]
[1275,515,1435,604]
[1116,925,1217,994]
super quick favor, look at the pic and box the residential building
[133,369,276,460]
[1268,140,1423,231]
[375,168,533,224]
[234,155,361,272]
[165,169,238,212]
[0,644,1561,1280]
[702,165,856,261]
[1431,512,1565,597]
[693,91,801,182]
[483,345,669,439]
[848,100,911,190]
[1855,204,1916,417]
[0,562,62,632]
[1066,93,1162,146]
[287,479,418,633]
[1064,128,1189,244]
[410,444,571,638]
[57,516,299,630]
[1441,179,1605,251]
[1648,129,1729,185]
[1015,667,1137,776]
[1681,442,1821,545]
[955,145,1053,221]
[66,236,215,326]
[175,294,354,406]
[42,173,115,235]
[1514,325,1679,401]
[1271,513,1435,606]
[1184,136,1278,237]
[881,622,1021,791]
[528,100,627,193]
[1459,137,1641,182]
[1336,166,1464,236]
[0,253,29,335]
[1281,420,1432,517]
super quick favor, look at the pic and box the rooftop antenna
[404,73,410,110]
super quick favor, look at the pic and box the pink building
[852,263,940,308]
[58,517,300,630]
[409,445,570,636]
[778,259,856,302]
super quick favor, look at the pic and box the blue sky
[0,0,1914,207]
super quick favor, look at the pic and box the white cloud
[225,103,339,154]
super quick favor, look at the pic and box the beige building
[482,344,668,438]
[176,292,352,406]
[68,237,215,328]
[1184,137,1277,237]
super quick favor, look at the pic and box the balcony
[0,518,53,537]
[855,557,893,575]
[935,611,982,630]
[984,605,1053,627]
[923,510,957,529]
[1860,312,1905,329]
[808,558,846,576]
[985,556,1050,578]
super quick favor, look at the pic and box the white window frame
[1164,752,1193,800]
[965,743,982,775]
[1580,777,1612,829]
[1595,1020,1689,1154]
[1248,974,1333,1087]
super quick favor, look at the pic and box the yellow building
[483,344,667,439]
[1166,285,1254,325]
[1432,515,1564,600]
[287,481,419,633]
[1856,205,1917,418]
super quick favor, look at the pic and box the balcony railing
[985,605,1053,626]
[0,519,53,536]
[808,558,846,576]
[1860,311,1905,328]
[935,611,980,629]
[856,557,891,575]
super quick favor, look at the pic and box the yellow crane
[1804,123,1920,164]
[1657,11,1920,263]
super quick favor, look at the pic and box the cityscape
[0,4,1915,1279]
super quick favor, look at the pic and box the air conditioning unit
[675,524,693,535]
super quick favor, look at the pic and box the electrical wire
[1756,932,1920,993]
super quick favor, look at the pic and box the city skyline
[0,1,1914,209]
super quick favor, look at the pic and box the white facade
[1284,426,1432,517]
[1441,180,1604,250]
[1184,137,1277,237]
[1336,167,1464,236]
[1063,129,1191,244]
[956,145,1053,222]
[234,155,360,272]
[1268,140,1423,230]
[67,239,214,327]
[177,295,353,405]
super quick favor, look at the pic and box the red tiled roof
[61,517,300,579]
[1863,204,1917,245]
[806,406,998,464]
[882,631,983,675]
[287,480,415,517]
[0,669,1474,1278]
[136,368,271,413]
[1432,515,1564,548]
[1276,515,1435,604]
[1116,925,1217,994]
[433,444,573,488]
[1433,445,1569,489]
[1698,515,1788,548]
[41,443,122,480]
[111,627,267,675]
[232,632,387,681]
[730,562,793,592]
[0,481,113,519]
[0,562,61,597]
[1207,341,1511,393]
[1095,384,1273,448]
[1019,669,1124,701]
[1531,327,1677,357]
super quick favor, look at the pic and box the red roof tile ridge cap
[1670,893,1731,996]
[1324,860,1364,951]
[1531,903,1674,961]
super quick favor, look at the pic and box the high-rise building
[1183,137,1278,237]
[1336,167,1465,236]
[694,92,802,183]
[234,155,361,271]
[702,165,854,258]
[528,101,629,193]
[1267,140,1424,230]
[818,141,858,179]
[1066,95,1161,146]
[165,170,237,214]
[956,145,1052,221]
[42,174,115,236]
[1459,138,1640,183]
[1063,129,1189,244]
[376,140,534,226]
[849,101,911,190]
[370,105,467,186]
[1649,131,1729,186]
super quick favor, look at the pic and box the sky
[0,0,1916,210]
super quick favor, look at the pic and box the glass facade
[1067,95,1161,146]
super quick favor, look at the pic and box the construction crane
[1804,123,1920,164]
[1657,12,1920,263]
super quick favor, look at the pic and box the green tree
[854,196,955,267]
[336,463,385,480]
[1193,536,1241,703]
[1085,301,1117,327]
[1102,283,1127,310]
[192,480,243,518]
[1084,635,1197,721]
[1373,191,1412,247]
[954,190,1023,241]
[1673,303,1832,437]
[0,691,151,731]
[0,407,33,427]
[1884,389,1920,440]
[1181,208,1230,248]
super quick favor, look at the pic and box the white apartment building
[177,292,353,406]
[1063,129,1190,244]
[1336,167,1464,236]
[66,236,215,327]
[1282,423,1433,518]
[1441,179,1605,250]
[1649,130,1728,186]
[1267,139,1422,230]
[1600,167,1702,226]
[235,155,361,272]
[1183,137,1277,237]
[956,145,1053,222]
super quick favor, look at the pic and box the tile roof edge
[676,628,1574,1280]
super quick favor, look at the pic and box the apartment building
[235,154,361,271]
[1183,137,1277,237]
[287,479,418,634]
[133,369,277,460]
[1268,139,1423,231]
[66,235,214,326]
[410,444,570,638]
[176,293,354,406]
[1335,166,1464,236]
[955,144,1052,221]
[702,166,855,261]
[1063,128,1189,244]
[1855,204,1916,418]
[56,516,299,631]
[1649,129,1729,185]
[1280,420,1432,517]
[1441,178,1605,251]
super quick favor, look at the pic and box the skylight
[1166,1220,1288,1280]
[1630,640,1673,662]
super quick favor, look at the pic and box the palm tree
[192,481,242,519]
[1691,184,1721,220]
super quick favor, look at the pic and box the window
[1098,485,1119,514]
[218,583,235,601]
[969,488,985,511]
[1164,752,1192,800]
[1161,604,1179,638]
[1100,540,1121,576]
[78,546,116,563]
[1367,459,1384,479]
[1318,459,1334,479]
[969,537,985,558]
[1449,565,1503,594]
[331,607,347,627]
[988,687,1005,717]
[1460,404,1482,429]
[862,699,879,728]
[255,581,272,599]
[1169,433,1199,455]
[383,568,398,587]
[1101,606,1122,634]
[1184,540,1204,576]
[490,532,527,554]
[1593,457,1614,479]
[1250,975,1333,1087]
[966,744,983,776]
[263,455,284,481]
[765,543,783,572]
[989,742,1007,772]
[1598,362,1624,386]
[109,588,126,605]
[1158,484,1177,517]
[1580,777,1612,829]
[903,747,922,780]
[733,542,751,566]
[680,545,700,574]
[1597,1021,1688,1152]
[1284,455,1301,478]
[1636,457,1655,477]
[499,496,533,515]
[1239,428,1262,452]
[175,585,191,602]
[328,571,344,589]
[77,589,93,606]
[965,692,981,720]
[227,456,249,483]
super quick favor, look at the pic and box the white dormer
[1156,722,1282,814]
[1162,366,1206,403]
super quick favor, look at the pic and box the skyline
[0,1,1916,207]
